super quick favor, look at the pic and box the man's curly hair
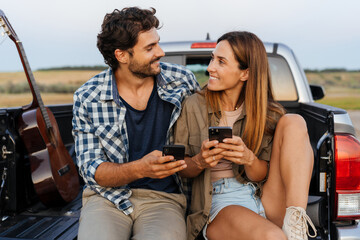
[97,7,160,70]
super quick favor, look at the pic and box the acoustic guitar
[0,10,79,207]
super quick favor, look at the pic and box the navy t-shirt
[112,79,179,194]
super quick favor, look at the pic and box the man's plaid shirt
[72,62,200,215]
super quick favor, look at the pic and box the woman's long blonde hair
[205,31,285,155]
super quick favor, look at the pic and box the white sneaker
[282,206,317,240]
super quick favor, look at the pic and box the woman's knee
[277,114,309,138]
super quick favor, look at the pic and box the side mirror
[310,84,325,101]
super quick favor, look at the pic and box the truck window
[268,56,298,101]
[186,57,210,87]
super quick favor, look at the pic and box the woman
[175,31,316,240]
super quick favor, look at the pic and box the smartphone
[162,145,185,161]
[208,126,232,143]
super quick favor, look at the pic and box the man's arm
[95,150,187,187]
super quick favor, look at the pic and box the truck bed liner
[0,191,82,240]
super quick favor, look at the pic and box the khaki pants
[78,188,187,240]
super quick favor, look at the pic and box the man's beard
[128,57,161,79]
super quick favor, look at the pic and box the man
[72,7,199,240]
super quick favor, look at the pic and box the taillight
[334,134,360,220]
[191,42,216,49]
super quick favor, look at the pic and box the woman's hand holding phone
[220,136,268,182]
[191,139,224,170]
[207,126,256,166]
[220,136,256,166]
[189,126,232,169]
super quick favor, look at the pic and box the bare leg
[206,205,286,240]
[261,114,314,227]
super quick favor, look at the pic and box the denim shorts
[203,178,266,240]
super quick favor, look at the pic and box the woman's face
[207,40,247,93]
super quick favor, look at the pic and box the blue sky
[1,0,359,71]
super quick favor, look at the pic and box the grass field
[0,93,74,107]
[315,87,360,110]
[306,73,360,110]
[0,70,359,109]
[0,70,100,85]
[306,71,360,88]
[0,70,98,107]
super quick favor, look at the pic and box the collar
[99,64,170,102]
[99,68,115,102]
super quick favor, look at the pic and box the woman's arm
[179,154,204,178]
[242,153,268,182]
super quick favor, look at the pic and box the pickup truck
[0,20,359,240]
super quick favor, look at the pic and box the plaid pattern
[72,62,200,215]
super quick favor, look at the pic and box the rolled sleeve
[174,94,207,157]
[257,134,274,162]
[72,92,106,187]
[174,101,191,156]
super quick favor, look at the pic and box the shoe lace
[287,206,317,239]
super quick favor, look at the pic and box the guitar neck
[16,42,53,130]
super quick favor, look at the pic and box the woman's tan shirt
[210,104,242,182]
[174,92,280,240]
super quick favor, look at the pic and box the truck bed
[0,190,82,240]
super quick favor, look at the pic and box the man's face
[128,28,165,78]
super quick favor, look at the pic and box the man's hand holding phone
[139,149,187,179]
